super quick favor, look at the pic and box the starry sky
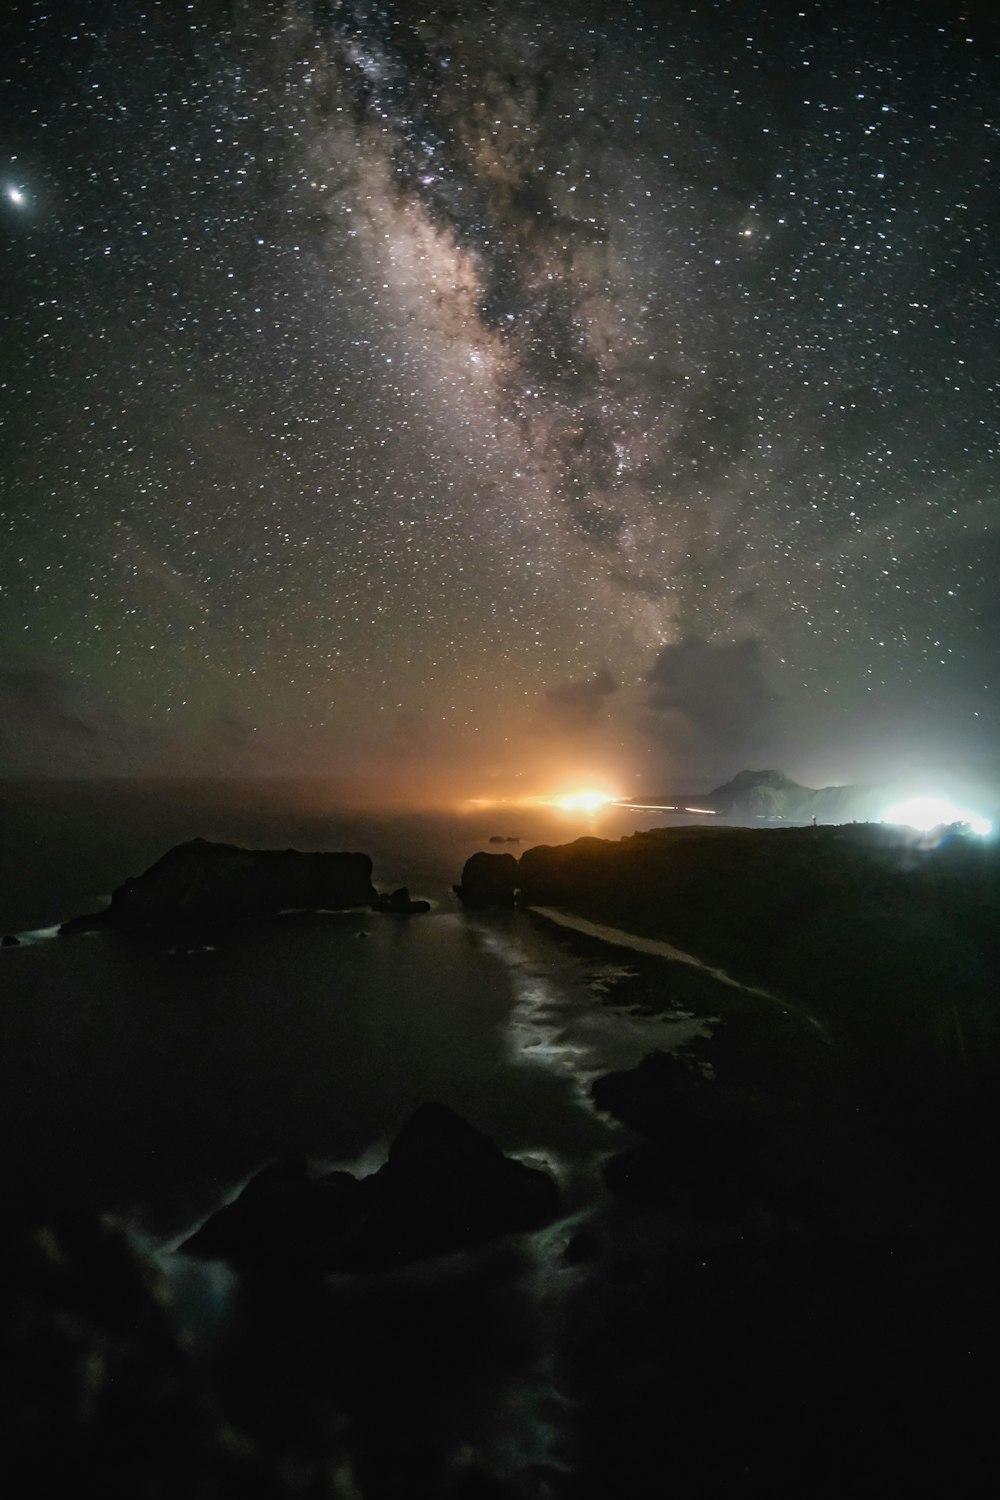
[1,0,998,797]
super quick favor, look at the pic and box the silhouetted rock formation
[593,1049,778,1221]
[371,886,431,914]
[453,851,519,908]
[181,1156,362,1269]
[517,835,614,909]
[182,1103,560,1272]
[591,1048,708,1138]
[58,838,378,933]
[2,933,19,947]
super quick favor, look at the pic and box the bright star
[5,185,26,207]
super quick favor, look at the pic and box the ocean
[0,779,712,1237]
[3,779,990,1494]
[1,779,738,1484]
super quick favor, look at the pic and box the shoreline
[526,904,832,1041]
[5,810,998,1496]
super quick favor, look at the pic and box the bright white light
[6,185,26,207]
[880,795,992,837]
[557,789,614,813]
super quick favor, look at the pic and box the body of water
[0,779,715,1235]
[2,779,985,1496]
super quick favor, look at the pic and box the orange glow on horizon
[554,789,616,812]
[464,784,622,812]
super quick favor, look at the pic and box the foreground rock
[592,1048,712,1139]
[182,1103,561,1272]
[592,1049,776,1221]
[371,885,431,914]
[453,851,518,908]
[2,1212,264,1496]
[59,838,380,933]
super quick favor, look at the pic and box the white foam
[526,906,830,1039]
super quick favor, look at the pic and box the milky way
[1,0,997,790]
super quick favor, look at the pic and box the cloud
[541,668,618,734]
[644,634,778,771]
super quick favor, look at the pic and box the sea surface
[0,778,721,1238]
[4,780,987,1494]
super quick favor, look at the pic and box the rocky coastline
[457,822,1000,1154]
[7,821,998,1496]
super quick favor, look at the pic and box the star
[0,1,995,789]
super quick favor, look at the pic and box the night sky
[2,0,998,796]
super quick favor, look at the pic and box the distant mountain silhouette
[706,769,881,823]
[628,766,1000,827]
[628,769,882,823]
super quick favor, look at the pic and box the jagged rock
[593,1051,738,1216]
[354,1102,560,1267]
[453,852,519,908]
[591,1049,708,1140]
[594,1050,807,1223]
[181,1104,561,1273]
[563,1231,600,1264]
[58,838,377,933]
[371,886,431,914]
[181,1157,363,1269]
[489,835,506,844]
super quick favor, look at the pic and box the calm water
[0,779,714,1237]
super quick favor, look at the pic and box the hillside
[518,822,1000,1154]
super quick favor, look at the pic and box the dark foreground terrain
[4,821,999,1498]
[519,822,1000,1154]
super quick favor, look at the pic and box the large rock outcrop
[517,836,617,909]
[181,1103,561,1272]
[452,851,518,908]
[59,838,378,933]
[591,1048,775,1220]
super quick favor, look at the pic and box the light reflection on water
[474,923,712,1094]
